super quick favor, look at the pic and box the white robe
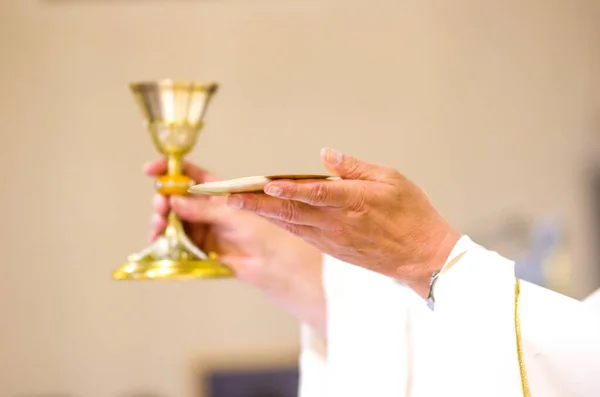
[298,236,600,397]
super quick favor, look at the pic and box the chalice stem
[167,154,183,175]
[164,211,182,240]
[162,154,210,261]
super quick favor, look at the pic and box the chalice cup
[112,79,234,280]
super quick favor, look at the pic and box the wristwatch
[426,271,441,310]
[425,248,473,310]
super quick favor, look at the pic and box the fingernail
[228,195,243,209]
[321,148,342,165]
[266,185,282,197]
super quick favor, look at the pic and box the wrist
[406,226,461,299]
[259,232,327,335]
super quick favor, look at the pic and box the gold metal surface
[113,79,234,280]
[515,278,531,396]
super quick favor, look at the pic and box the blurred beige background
[2,0,600,396]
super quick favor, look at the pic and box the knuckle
[284,223,299,235]
[352,197,366,212]
[345,159,361,176]
[377,166,400,181]
[245,196,259,212]
[278,200,298,222]
[346,184,367,212]
[309,184,328,204]
[329,225,346,237]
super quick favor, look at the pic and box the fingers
[149,212,168,241]
[186,223,209,249]
[150,193,226,239]
[320,147,398,183]
[147,157,222,243]
[152,194,169,216]
[227,193,325,226]
[265,218,321,240]
[143,158,219,183]
[263,179,359,208]
[169,196,228,224]
[144,159,167,176]
[149,194,169,241]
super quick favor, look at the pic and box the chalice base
[113,222,234,280]
[113,258,234,280]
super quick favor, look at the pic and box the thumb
[170,196,228,224]
[320,147,391,182]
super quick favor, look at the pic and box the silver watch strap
[426,271,441,310]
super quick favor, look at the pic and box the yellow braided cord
[515,278,531,397]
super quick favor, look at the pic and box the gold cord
[515,278,531,397]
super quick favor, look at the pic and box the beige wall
[1,0,600,396]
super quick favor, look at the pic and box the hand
[226,148,461,298]
[145,159,325,333]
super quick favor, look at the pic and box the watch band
[425,249,472,311]
[426,271,440,310]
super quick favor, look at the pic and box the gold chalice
[112,79,234,280]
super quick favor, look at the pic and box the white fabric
[298,323,327,397]
[583,288,600,310]
[298,235,600,397]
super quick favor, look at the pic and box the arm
[432,236,600,397]
[257,233,327,337]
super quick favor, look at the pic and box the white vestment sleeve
[433,236,600,397]
[583,288,600,310]
[298,324,327,397]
